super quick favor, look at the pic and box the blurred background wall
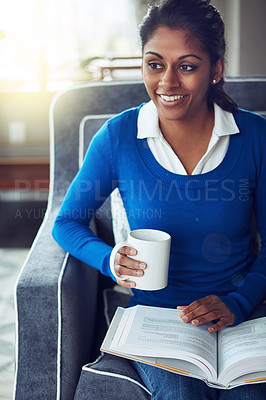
[0,0,265,247]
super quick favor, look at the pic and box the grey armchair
[14,79,266,400]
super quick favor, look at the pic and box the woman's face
[142,27,221,125]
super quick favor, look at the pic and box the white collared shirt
[137,101,239,175]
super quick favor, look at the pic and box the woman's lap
[132,360,219,400]
[131,360,266,400]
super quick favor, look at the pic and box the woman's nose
[159,67,180,89]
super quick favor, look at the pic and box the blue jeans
[132,360,266,399]
[131,303,266,400]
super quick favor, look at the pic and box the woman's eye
[180,65,196,72]
[148,62,164,71]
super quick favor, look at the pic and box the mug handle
[109,241,132,281]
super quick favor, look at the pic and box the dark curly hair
[139,0,238,113]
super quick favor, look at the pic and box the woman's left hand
[177,295,235,333]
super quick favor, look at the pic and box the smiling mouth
[158,94,185,102]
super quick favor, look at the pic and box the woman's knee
[132,362,218,400]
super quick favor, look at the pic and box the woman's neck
[159,105,215,175]
[159,104,214,143]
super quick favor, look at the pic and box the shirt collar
[137,101,161,139]
[213,103,239,137]
[137,100,240,139]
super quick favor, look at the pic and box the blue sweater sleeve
[52,121,116,278]
[220,117,266,325]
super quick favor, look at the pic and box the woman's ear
[212,58,224,84]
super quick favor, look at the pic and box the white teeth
[160,95,185,102]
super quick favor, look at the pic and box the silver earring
[212,79,217,84]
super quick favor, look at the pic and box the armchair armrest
[14,208,98,400]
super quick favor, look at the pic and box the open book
[101,305,266,389]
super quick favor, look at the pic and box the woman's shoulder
[234,109,266,144]
[90,103,144,146]
[234,108,266,129]
[100,104,146,148]
[89,104,146,155]
[106,104,144,129]
[234,109,266,150]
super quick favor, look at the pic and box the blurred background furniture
[86,56,142,81]
[14,79,266,400]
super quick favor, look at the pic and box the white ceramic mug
[110,229,171,290]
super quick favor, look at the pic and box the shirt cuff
[109,245,120,281]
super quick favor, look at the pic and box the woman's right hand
[114,246,147,288]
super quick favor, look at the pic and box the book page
[102,307,211,382]
[218,317,266,383]
[113,305,217,377]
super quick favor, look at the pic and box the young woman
[53,0,266,397]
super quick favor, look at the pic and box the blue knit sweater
[52,105,266,325]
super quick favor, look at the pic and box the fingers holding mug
[114,246,147,288]
[110,229,171,291]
